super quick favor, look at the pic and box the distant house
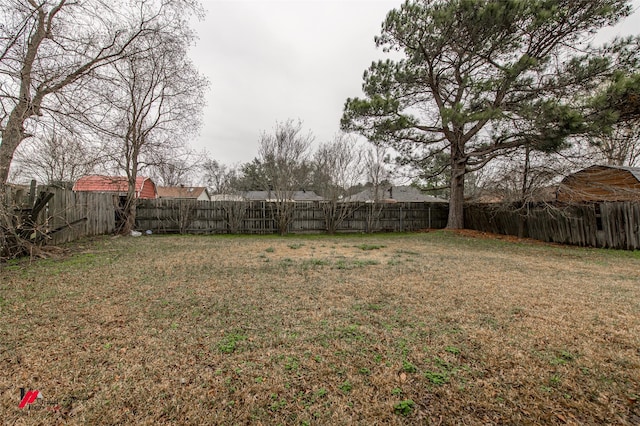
[349,185,447,203]
[209,193,246,202]
[557,165,640,203]
[73,175,157,199]
[157,186,210,201]
[242,190,324,202]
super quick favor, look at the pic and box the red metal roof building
[73,175,157,199]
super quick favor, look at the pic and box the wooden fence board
[136,200,449,235]
[465,202,640,250]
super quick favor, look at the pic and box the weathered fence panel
[598,202,640,250]
[135,200,449,234]
[43,187,117,244]
[3,184,117,245]
[465,202,640,250]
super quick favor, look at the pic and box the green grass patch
[424,370,449,385]
[217,333,247,354]
[393,399,415,416]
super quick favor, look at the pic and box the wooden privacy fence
[136,200,449,234]
[43,186,117,244]
[4,184,117,245]
[465,202,640,250]
[7,185,640,250]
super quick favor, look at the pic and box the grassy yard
[1,231,639,425]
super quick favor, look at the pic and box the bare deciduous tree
[364,144,392,203]
[96,24,208,233]
[257,119,313,235]
[587,124,640,167]
[313,133,364,233]
[362,144,393,233]
[11,128,99,186]
[0,0,197,185]
[201,158,240,195]
[147,148,202,187]
[1,0,205,258]
[200,158,246,233]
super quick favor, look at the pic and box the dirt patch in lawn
[1,232,639,424]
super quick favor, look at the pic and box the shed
[157,186,210,201]
[557,165,640,202]
[73,175,157,199]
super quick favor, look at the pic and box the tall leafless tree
[147,147,202,187]
[362,143,393,232]
[201,158,241,195]
[10,127,100,186]
[364,144,392,203]
[1,0,204,258]
[95,25,207,233]
[0,0,199,186]
[313,133,364,233]
[257,119,313,235]
[587,124,640,167]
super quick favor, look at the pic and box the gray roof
[209,193,245,201]
[349,186,447,203]
[243,190,324,201]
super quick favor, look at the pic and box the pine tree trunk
[447,160,466,229]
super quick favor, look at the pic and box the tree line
[3,0,640,258]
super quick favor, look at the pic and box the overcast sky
[189,0,640,166]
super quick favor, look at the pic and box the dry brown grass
[1,231,639,425]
